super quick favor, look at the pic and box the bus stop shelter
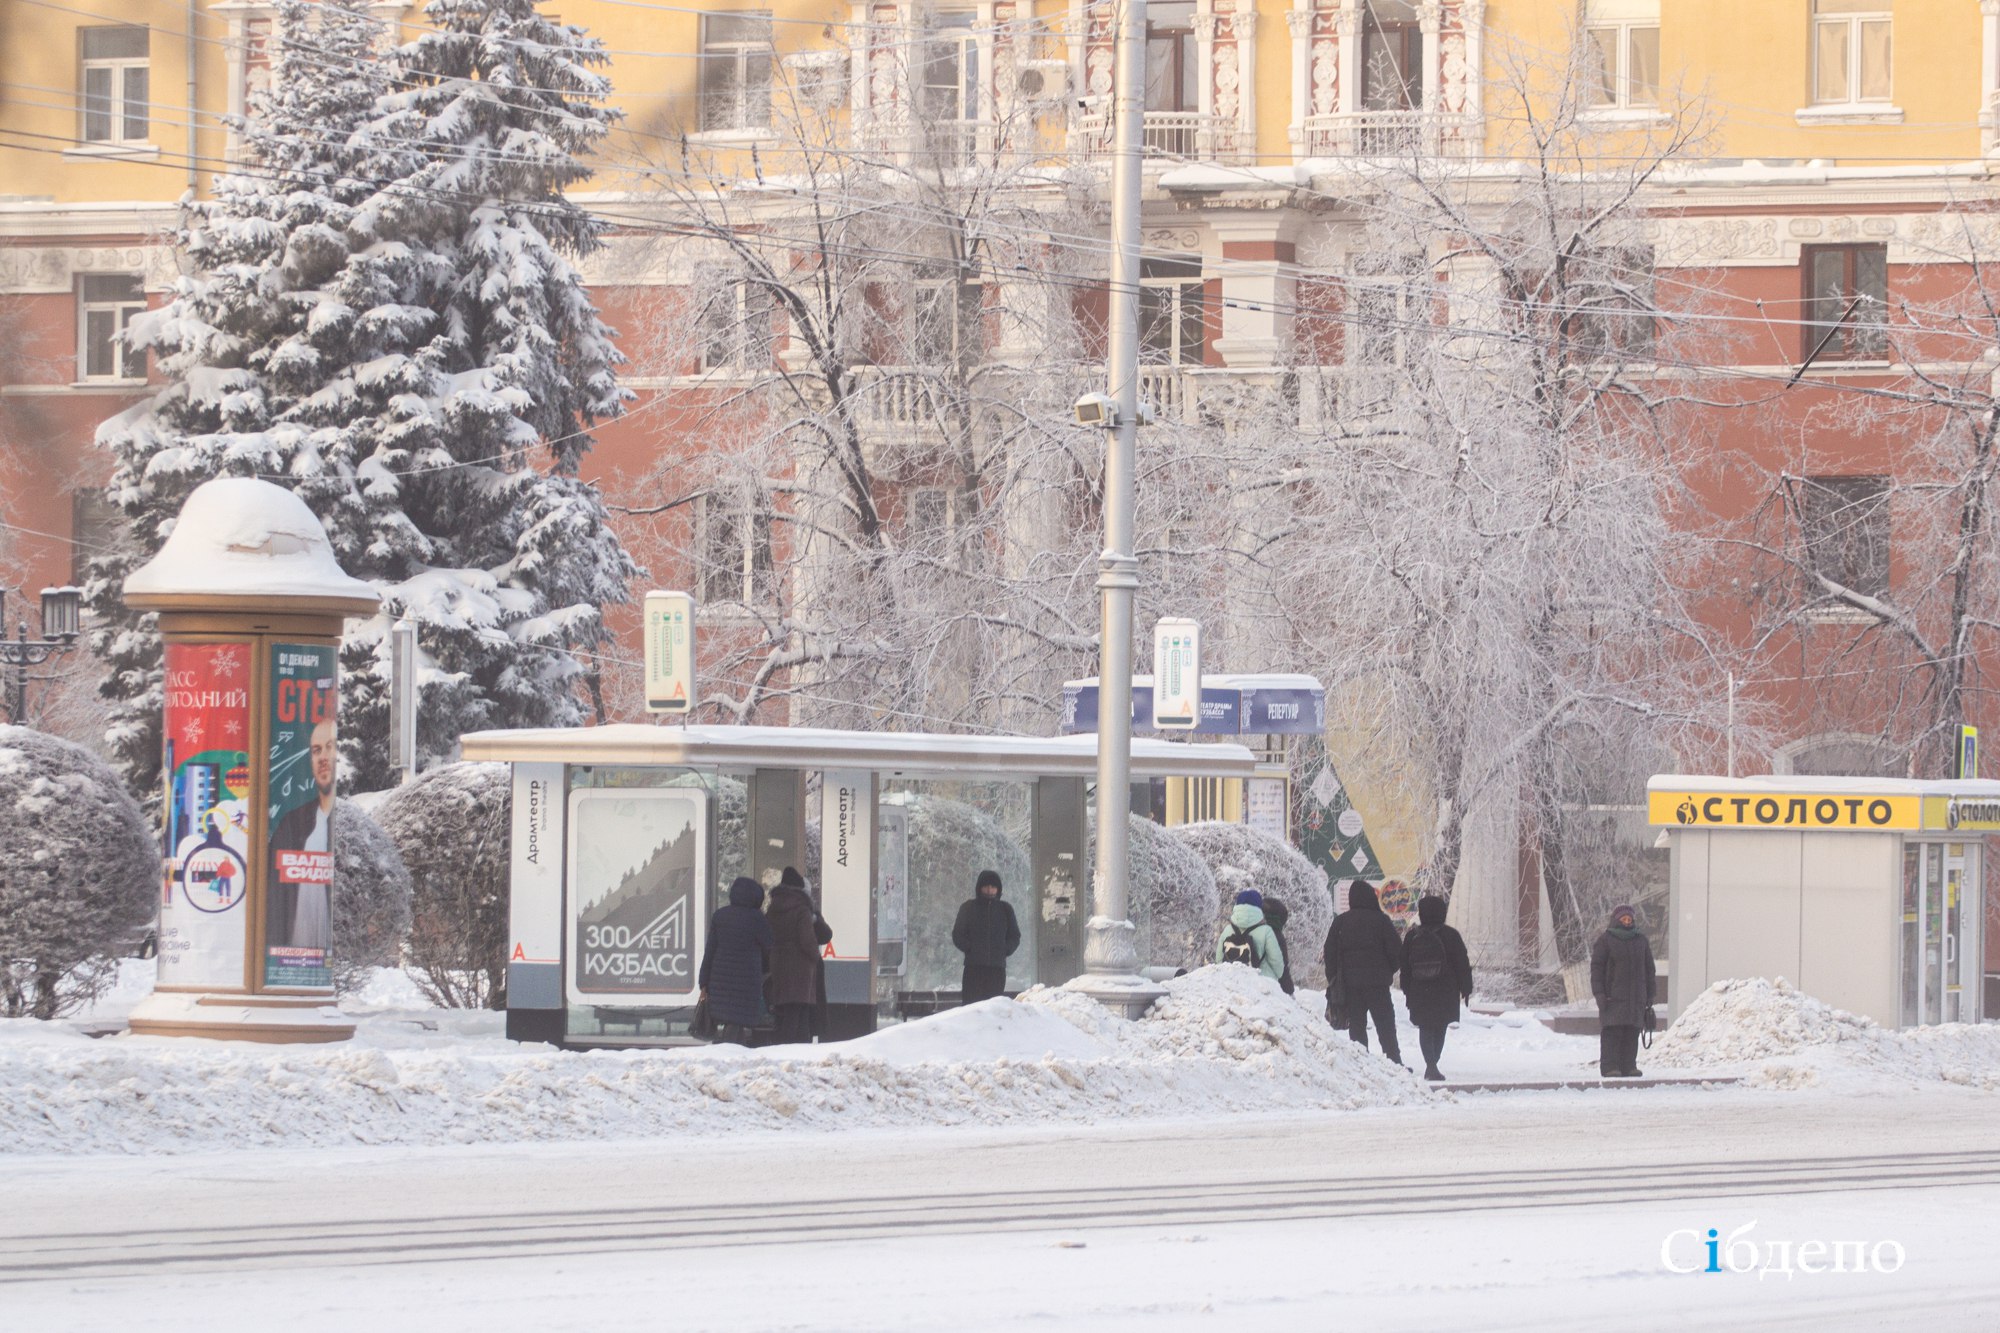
[459,724,1258,1047]
[1650,773,1995,1028]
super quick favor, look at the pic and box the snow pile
[0,966,1427,1156]
[1651,977,2000,1090]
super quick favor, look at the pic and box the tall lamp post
[1068,0,1163,1018]
[0,586,83,725]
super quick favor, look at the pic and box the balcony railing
[1301,111,1464,158]
[1072,111,1244,163]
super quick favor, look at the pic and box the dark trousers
[1418,1024,1448,1074]
[1345,984,1402,1063]
[962,962,1008,1005]
[771,1003,813,1045]
[1600,1024,1640,1076]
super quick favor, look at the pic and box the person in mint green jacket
[1215,889,1286,984]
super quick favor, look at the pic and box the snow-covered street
[4,1089,1996,1330]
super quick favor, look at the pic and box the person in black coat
[765,868,821,1045]
[698,876,775,1045]
[1591,902,1657,1078]
[1323,879,1405,1064]
[951,868,1021,1005]
[1400,893,1474,1082]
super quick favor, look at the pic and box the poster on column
[264,642,337,990]
[158,642,253,987]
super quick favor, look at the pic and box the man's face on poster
[310,719,336,800]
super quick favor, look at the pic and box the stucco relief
[1903,214,2000,260]
[1653,216,1782,266]
[1215,43,1241,123]
[1311,38,1338,115]
[1285,8,1313,38]
[1146,229,1203,251]
[0,246,172,294]
[1087,46,1114,97]
[1438,32,1468,114]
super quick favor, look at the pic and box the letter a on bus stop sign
[1153,617,1200,730]
[644,590,696,715]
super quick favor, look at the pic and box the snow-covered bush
[330,802,413,994]
[1083,814,1220,975]
[0,727,158,1017]
[1171,821,1334,988]
[376,762,509,1009]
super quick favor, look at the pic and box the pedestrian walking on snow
[1323,880,1405,1064]
[1591,902,1657,1078]
[1400,894,1474,1081]
[952,869,1020,1005]
[1215,889,1286,984]
[765,866,821,1045]
[699,876,775,1045]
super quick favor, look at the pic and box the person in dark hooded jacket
[1399,894,1474,1081]
[1323,880,1404,1064]
[952,868,1020,1004]
[1591,902,1657,1078]
[765,867,821,1045]
[699,876,775,1044]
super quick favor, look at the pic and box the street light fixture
[0,585,84,725]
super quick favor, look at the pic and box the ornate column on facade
[1227,4,1258,162]
[1418,1,1442,116]
[1286,5,1314,159]
[1336,0,1363,132]
[1208,212,1302,368]
[1193,6,1219,159]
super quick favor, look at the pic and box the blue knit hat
[1234,889,1263,908]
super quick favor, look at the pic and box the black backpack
[1406,926,1449,985]
[1220,923,1259,967]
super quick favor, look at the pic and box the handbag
[1641,1003,1657,1050]
[1325,971,1348,1028]
[688,995,719,1042]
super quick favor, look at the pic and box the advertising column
[819,770,876,1025]
[158,642,254,988]
[265,643,338,990]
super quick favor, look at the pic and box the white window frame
[76,274,147,382]
[1584,21,1659,110]
[693,271,777,374]
[1345,253,1425,369]
[696,11,774,135]
[79,27,150,146]
[1812,5,1892,107]
[696,495,775,607]
[910,276,982,366]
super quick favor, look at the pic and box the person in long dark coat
[1399,894,1474,1082]
[1323,879,1405,1064]
[765,867,821,1045]
[698,876,774,1045]
[951,868,1020,1005]
[1591,902,1657,1078]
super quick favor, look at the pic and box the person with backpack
[1400,893,1474,1082]
[1215,889,1286,985]
[1322,879,1405,1064]
[1261,897,1297,995]
[1591,902,1657,1078]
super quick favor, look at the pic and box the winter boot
[1424,1066,1445,1082]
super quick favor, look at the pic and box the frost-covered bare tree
[1731,200,2000,781]
[1273,31,1743,966]
[611,36,1248,733]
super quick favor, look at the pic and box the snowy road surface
[4,1088,1996,1330]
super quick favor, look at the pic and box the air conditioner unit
[1015,59,1071,105]
[783,51,850,110]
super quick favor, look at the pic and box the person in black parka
[1323,879,1405,1064]
[765,867,821,1045]
[1591,901,1657,1078]
[952,868,1021,1005]
[1400,894,1474,1082]
[699,876,775,1045]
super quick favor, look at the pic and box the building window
[1804,244,1887,362]
[911,277,982,366]
[902,482,986,562]
[1813,0,1890,105]
[1585,20,1659,109]
[697,496,775,605]
[1139,257,1204,366]
[1347,253,1425,368]
[77,274,146,381]
[79,26,150,145]
[1570,246,1656,359]
[695,273,777,372]
[69,488,121,583]
[1145,0,1199,156]
[1361,4,1424,113]
[698,12,773,132]
[1800,475,1890,598]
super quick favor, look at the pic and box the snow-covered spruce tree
[330,801,414,993]
[0,727,158,1018]
[375,761,509,1008]
[89,0,635,798]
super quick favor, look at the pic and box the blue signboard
[1060,680,1320,736]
